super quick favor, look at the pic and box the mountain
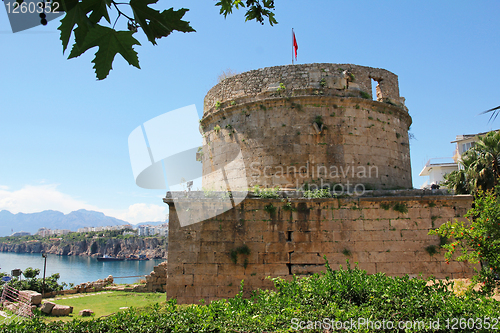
[0,209,132,237]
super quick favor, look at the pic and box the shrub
[5,260,500,332]
[430,189,500,293]
[2,267,66,294]
[303,189,332,199]
[252,185,280,199]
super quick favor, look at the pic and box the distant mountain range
[0,209,164,237]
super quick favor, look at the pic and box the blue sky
[0,1,499,225]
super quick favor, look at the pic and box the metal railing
[0,285,33,318]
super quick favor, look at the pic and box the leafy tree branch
[53,0,277,79]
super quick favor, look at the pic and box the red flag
[293,30,298,60]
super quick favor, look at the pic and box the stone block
[40,301,55,314]
[51,304,72,316]
[19,290,42,305]
[376,262,412,275]
[79,309,94,317]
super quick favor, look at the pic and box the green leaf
[58,0,89,53]
[129,0,164,45]
[81,0,112,24]
[149,8,195,40]
[68,25,92,58]
[216,0,244,18]
[68,24,141,80]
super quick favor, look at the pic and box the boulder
[5,303,18,313]
[19,290,42,305]
[51,304,72,316]
[40,301,55,314]
[78,309,94,317]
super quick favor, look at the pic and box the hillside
[0,232,167,258]
[0,209,162,236]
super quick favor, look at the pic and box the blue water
[0,252,165,286]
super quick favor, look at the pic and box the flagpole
[291,28,294,65]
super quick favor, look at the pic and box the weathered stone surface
[19,290,42,305]
[51,304,72,316]
[165,193,475,304]
[40,301,55,314]
[79,309,94,316]
[134,261,167,293]
[200,64,412,192]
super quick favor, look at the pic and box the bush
[303,189,332,199]
[1,267,66,294]
[430,188,500,293]
[3,260,500,332]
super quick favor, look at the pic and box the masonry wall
[199,64,412,191]
[165,193,474,304]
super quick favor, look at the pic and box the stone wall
[165,191,474,304]
[136,261,167,292]
[199,64,412,191]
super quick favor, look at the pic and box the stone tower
[200,63,412,192]
[165,64,473,305]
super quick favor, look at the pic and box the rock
[5,303,18,313]
[19,290,42,305]
[40,301,55,314]
[51,304,72,316]
[79,309,94,316]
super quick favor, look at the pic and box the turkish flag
[293,31,298,60]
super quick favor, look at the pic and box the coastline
[0,236,167,259]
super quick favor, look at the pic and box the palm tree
[442,131,500,194]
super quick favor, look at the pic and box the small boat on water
[126,254,149,261]
[96,254,125,262]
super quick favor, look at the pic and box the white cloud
[102,203,167,225]
[0,184,167,225]
[0,184,95,214]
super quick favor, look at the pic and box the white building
[420,130,498,188]
[36,228,52,237]
[137,224,168,237]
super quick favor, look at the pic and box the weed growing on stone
[303,189,332,199]
[393,202,408,214]
[253,186,280,199]
[360,91,371,99]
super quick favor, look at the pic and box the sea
[0,252,165,286]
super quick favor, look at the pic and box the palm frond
[481,106,500,123]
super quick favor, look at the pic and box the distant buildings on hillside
[27,222,169,238]
[76,224,133,233]
[36,228,71,237]
[10,231,31,237]
[137,224,169,237]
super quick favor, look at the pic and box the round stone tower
[199,63,412,192]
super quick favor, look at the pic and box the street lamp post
[41,252,47,297]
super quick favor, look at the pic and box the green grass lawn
[41,291,164,322]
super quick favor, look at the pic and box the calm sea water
[0,252,165,286]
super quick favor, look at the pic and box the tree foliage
[430,189,500,294]
[51,0,277,79]
[0,267,66,293]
